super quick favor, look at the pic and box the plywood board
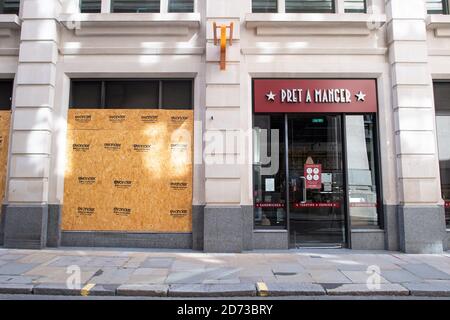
[63,109,193,232]
[0,111,10,204]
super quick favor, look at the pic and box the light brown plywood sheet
[62,109,193,232]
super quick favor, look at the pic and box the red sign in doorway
[304,164,322,189]
[253,79,377,113]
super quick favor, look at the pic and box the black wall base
[3,205,48,249]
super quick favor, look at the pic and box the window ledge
[245,13,386,36]
[59,13,201,36]
[427,14,450,37]
[0,14,21,37]
[351,228,384,233]
[254,229,288,233]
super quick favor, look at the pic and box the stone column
[3,0,60,249]
[203,0,247,252]
[387,0,446,253]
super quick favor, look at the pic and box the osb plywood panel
[0,111,11,204]
[62,109,193,232]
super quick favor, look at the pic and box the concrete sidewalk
[1,248,450,298]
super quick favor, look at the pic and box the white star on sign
[355,91,366,102]
[266,91,276,101]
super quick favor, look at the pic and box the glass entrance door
[287,115,347,247]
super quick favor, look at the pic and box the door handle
[300,176,307,203]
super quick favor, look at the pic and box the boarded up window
[64,79,194,232]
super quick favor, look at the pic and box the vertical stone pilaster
[3,0,61,249]
[387,0,446,253]
[203,0,249,253]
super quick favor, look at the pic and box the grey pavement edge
[4,282,450,297]
[116,284,169,297]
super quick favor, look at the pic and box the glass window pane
[346,115,380,227]
[0,0,20,14]
[70,81,102,108]
[252,0,277,13]
[105,81,159,109]
[0,81,13,110]
[80,0,101,13]
[162,80,192,110]
[168,0,194,12]
[286,0,334,13]
[344,0,366,13]
[112,0,160,13]
[427,0,447,14]
[253,114,287,229]
[434,82,450,112]
[437,116,450,227]
[434,82,450,227]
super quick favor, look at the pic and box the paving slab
[88,267,135,285]
[202,267,241,281]
[271,263,304,275]
[85,284,117,296]
[87,257,130,268]
[33,283,81,296]
[117,284,169,297]
[402,264,450,280]
[168,283,256,297]
[165,270,209,284]
[171,261,207,271]
[17,253,58,265]
[47,256,93,267]
[309,270,352,284]
[33,283,115,296]
[381,270,422,283]
[259,282,326,296]
[202,279,241,284]
[0,263,39,275]
[403,281,450,297]
[335,264,371,271]
[127,275,167,284]
[341,271,390,284]
[0,254,26,261]
[141,258,174,268]
[132,268,169,276]
[122,256,147,268]
[274,273,314,283]
[0,284,33,294]
[0,275,40,284]
[326,283,410,296]
[28,266,100,285]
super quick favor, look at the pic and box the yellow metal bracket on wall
[213,22,234,71]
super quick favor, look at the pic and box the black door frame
[285,113,349,248]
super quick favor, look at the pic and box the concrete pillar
[3,0,61,249]
[387,0,446,253]
[203,0,249,253]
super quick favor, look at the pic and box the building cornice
[58,13,201,36]
[427,14,450,37]
[245,13,386,36]
[0,14,21,38]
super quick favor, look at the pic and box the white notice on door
[322,173,332,183]
[265,178,275,192]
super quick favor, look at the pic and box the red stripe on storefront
[349,203,378,208]
[255,203,285,208]
[294,202,341,208]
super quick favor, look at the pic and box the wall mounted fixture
[213,22,234,70]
